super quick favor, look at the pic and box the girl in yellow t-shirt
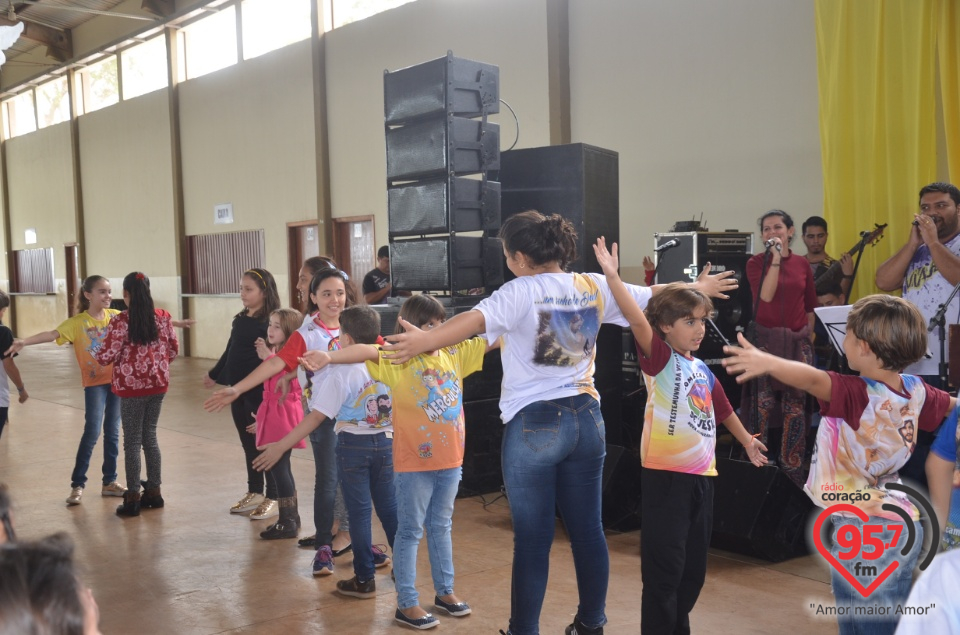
[7,275,123,506]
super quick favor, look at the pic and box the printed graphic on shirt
[533,308,599,367]
[685,375,715,437]
[417,368,462,424]
[805,379,923,520]
[335,377,392,432]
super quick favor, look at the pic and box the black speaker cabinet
[390,236,503,293]
[711,458,813,562]
[499,143,619,275]
[602,444,642,531]
[460,396,505,497]
[388,176,500,237]
[386,116,500,181]
[384,52,499,125]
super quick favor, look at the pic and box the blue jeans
[309,419,338,546]
[393,467,461,610]
[829,516,923,635]
[337,432,398,580]
[502,393,608,635]
[71,384,121,488]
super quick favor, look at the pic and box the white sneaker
[101,481,127,497]
[66,486,83,505]
[250,499,279,520]
[230,492,264,514]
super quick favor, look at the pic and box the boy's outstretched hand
[722,333,769,382]
[299,350,331,372]
[743,437,769,468]
[253,443,282,472]
[203,387,238,412]
[593,236,620,278]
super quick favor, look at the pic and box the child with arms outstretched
[254,305,396,589]
[594,237,766,635]
[723,294,955,635]
[301,295,486,630]
[204,268,281,518]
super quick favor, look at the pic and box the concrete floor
[0,344,838,634]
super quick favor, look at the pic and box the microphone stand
[929,279,960,390]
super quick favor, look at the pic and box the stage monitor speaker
[711,457,813,562]
[384,52,499,125]
[386,116,500,182]
[391,236,503,292]
[602,444,641,532]
[388,176,501,237]
[460,396,506,497]
[499,143,618,275]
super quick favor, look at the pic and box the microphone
[913,220,920,227]
[654,239,679,253]
[764,239,781,252]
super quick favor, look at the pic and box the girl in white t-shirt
[386,211,737,635]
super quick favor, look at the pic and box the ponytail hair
[499,210,578,270]
[77,275,107,313]
[242,268,280,321]
[306,267,360,314]
[122,272,158,345]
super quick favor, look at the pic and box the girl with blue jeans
[385,212,737,635]
[8,276,124,506]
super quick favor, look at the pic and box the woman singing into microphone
[743,210,817,487]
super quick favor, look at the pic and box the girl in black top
[204,268,280,517]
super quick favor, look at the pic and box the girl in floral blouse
[95,272,179,517]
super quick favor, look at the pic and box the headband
[245,269,264,282]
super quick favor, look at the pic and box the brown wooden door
[333,216,375,283]
[64,244,79,317]
[287,222,321,307]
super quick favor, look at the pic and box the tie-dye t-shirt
[902,233,960,376]
[55,309,120,387]
[366,338,485,472]
[309,362,394,436]
[476,273,651,423]
[929,403,960,551]
[805,373,950,521]
[638,335,733,476]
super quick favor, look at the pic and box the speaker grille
[388,177,501,236]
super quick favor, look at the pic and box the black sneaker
[433,595,471,617]
[336,575,376,599]
[564,616,604,635]
[394,608,439,630]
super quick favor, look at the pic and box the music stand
[814,305,850,359]
[705,318,732,348]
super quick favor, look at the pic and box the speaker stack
[384,52,504,297]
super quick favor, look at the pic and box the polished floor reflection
[0,345,837,634]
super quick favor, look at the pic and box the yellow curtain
[815,0,938,302]
[940,0,960,184]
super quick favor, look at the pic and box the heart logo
[812,504,900,598]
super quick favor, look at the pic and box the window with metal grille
[12,248,55,294]
[186,229,265,295]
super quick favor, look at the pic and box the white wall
[569,0,822,281]
[324,0,553,247]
